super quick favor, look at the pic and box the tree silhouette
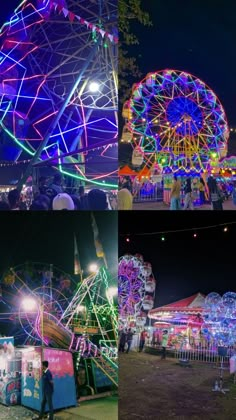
[119,0,152,104]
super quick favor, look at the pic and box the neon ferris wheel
[118,254,156,328]
[126,69,229,173]
[0,0,118,187]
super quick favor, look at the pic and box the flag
[74,235,82,276]
[91,213,104,258]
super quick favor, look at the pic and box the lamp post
[21,297,44,348]
[106,287,118,342]
[88,263,99,273]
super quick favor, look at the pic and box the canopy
[149,293,206,321]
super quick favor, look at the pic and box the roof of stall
[149,292,206,320]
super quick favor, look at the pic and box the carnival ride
[202,292,236,346]
[118,254,156,330]
[1,261,118,387]
[122,69,229,174]
[0,0,118,188]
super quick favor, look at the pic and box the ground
[119,351,236,420]
[0,396,118,420]
[133,200,236,210]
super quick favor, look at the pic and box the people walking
[170,176,181,210]
[183,178,194,210]
[207,176,224,210]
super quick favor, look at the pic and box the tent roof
[149,293,206,317]
[119,165,138,176]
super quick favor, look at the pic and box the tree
[119,0,152,104]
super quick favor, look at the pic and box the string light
[121,222,234,237]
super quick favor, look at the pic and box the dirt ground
[119,351,236,420]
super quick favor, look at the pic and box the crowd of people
[0,174,117,211]
[170,175,235,210]
[118,328,135,354]
[118,174,236,210]
[119,327,169,359]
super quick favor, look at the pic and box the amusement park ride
[118,254,156,331]
[0,254,118,391]
[0,0,118,189]
[121,69,229,176]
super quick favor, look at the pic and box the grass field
[119,351,236,419]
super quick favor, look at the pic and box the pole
[41,303,44,349]
[18,43,99,190]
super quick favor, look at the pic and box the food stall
[0,337,21,406]
[21,347,77,411]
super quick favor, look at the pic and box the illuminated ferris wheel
[0,0,118,187]
[125,69,229,173]
[118,254,156,327]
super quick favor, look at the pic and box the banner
[91,213,105,259]
[74,234,82,276]
[47,1,118,44]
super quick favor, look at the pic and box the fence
[133,184,163,203]
[146,342,234,365]
[175,349,228,365]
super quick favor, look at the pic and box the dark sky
[119,211,236,308]
[2,2,236,124]
[1,1,20,27]
[129,0,236,124]
[0,211,117,277]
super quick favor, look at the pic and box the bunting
[46,1,118,44]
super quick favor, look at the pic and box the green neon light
[0,123,35,156]
[59,164,117,189]
[56,142,117,188]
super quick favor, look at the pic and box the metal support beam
[17,43,99,191]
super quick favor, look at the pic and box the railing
[133,185,163,203]
[146,342,234,365]
[174,348,232,365]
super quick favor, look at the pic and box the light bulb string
[120,221,236,237]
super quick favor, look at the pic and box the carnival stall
[148,293,206,350]
[0,337,21,406]
[148,292,236,359]
[21,347,76,411]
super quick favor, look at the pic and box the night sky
[1,1,20,27]
[129,0,236,124]
[2,1,236,124]
[0,211,118,278]
[119,211,236,308]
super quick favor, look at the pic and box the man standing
[126,328,134,354]
[170,176,181,210]
[37,360,54,420]
[119,329,127,353]
[139,329,148,352]
[161,330,169,360]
